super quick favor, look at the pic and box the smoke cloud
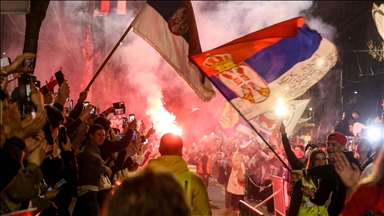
[3,1,338,145]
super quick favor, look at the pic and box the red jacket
[341,181,384,216]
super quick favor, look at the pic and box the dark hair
[107,167,191,216]
[305,144,313,152]
[306,148,326,170]
[159,133,183,156]
[352,111,360,116]
[93,116,111,132]
[87,124,105,136]
[45,104,64,129]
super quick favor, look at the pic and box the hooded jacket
[148,156,212,216]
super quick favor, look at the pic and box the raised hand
[24,130,45,154]
[27,141,52,166]
[334,152,360,190]
[78,90,88,103]
[79,104,93,122]
[44,92,54,104]
[56,80,70,105]
[2,53,36,74]
[8,109,47,140]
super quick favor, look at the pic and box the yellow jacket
[148,156,212,216]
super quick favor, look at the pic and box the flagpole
[202,78,292,173]
[227,100,293,174]
[85,25,133,91]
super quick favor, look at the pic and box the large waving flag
[131,0,215,101]
[190,17,337,120]
[372,3,384,40]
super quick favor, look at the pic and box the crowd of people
[1,53,384,216]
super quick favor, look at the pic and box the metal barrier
[239,200,264,216]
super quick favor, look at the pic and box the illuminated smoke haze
[3,1,337,145]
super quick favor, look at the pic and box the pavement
[207,177,274,216]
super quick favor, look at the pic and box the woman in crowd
[72,124,112,216]
[280,123,329,216]
[104,167,191,216]
[299,148,330,216]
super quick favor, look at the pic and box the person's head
[305,144,314,152]
[159,133,183,156]
[361,143,384,186]
[45,104,65,139]
[93,116,111,134]
[352,111,360,120]
[326,132,347,159]
[106,167,191,216]
[87,124,105,146]
[306,148,327,169]
[294,145,305,158]
[356,138,373,155]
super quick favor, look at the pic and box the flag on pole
[249,99,310,137]
[131,0,215,102]
[47,75,58,92]
[372,3,384,40]
[190,17,337,119]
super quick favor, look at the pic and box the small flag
[47,75,58,92]
[190,17,337,120]
[131,0,215,102]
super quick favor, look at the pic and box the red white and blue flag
[95,0,127,15]
[190,17,338,120]
[130,0,215,102]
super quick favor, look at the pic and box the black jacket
[282,134,311,216]
[307,151,359,216]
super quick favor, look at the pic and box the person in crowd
[226,152,246,213]
[197,148,211,188]
[337,144,384,215]
[356,138,374,170]
[104,167,191,216]
[297,148,330,215]
[334,111,360,137]
[147,133,212,216]
[73,124,131,216]
[291,132,360,216]
[280,124,328,216]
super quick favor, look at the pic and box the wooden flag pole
[85,25,133,91]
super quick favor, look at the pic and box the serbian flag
[372,3,384,40]
[190,17,337,120]
[131,0,215,102]
[96,1,127,15]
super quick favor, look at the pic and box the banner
[249,99,310,137]
[131,0,215,101]
[373,3,384,40]
[190,17,337,119]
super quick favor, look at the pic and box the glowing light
[120,42,123,45]
[275,98,286,117]
[204,135,207,138]
[309,107,313,111]
[354,91,357,94]
[367,128,381,141]
[115,180,122,186]
[2,52,5,55]
[211,132,214,135]
[146,96,182,137]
